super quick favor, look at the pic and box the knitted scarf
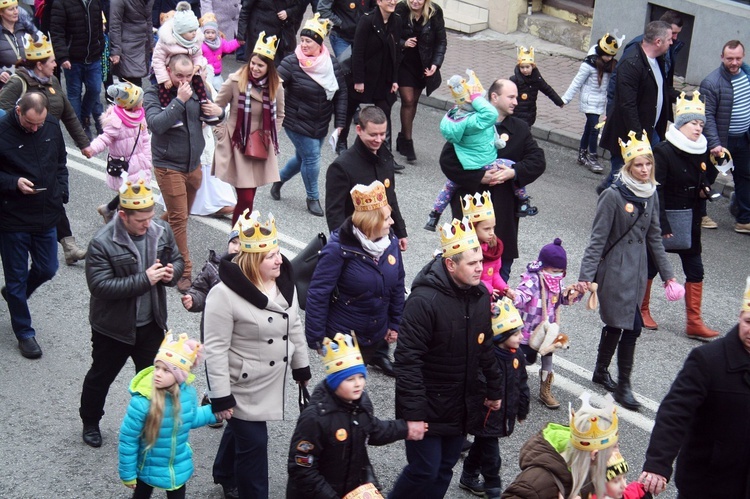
[295,44,338,100]
[113,105,145,128]
[231,75,278,154]
[665,123,708,154]
[204,36,222,51]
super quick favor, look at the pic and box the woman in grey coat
[578,131,676,411]
[109,0,155,86]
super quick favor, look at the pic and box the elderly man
[389,217,501,498]
[640,277,750,498]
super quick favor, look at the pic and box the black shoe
[335,139,347,155]
[270,181,283,201]
[0,286,6,301]
[18,337,42,359]
[401,138,417,162]
[424,210,441,232]
[614,380,642,411]
[592,367,617,392]
[306,198,324,217]
[202,395,225,428]
[393,160,405,173]
[369,357,395,377]
[221,484,240,499]
[396,132,405,154]
[516,198,538,217]
[82,424,102,448]
[458,471,485,496]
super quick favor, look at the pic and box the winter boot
[61,236,87,265]
[306,198,324,217]
[592,327,620,392]
[396,132,405,154]
[614,340,641,411]
[539,370,560,409]
[401,138,417,162]
[458,471,485,497]
[485,487,502,499]
[270,181,283,201]
[577,148,588,165]
[586,153,604,173]
[516,197,539,217]
[685,281,720,341]
[424,210,442,232]
[640,279,658,330]
[97,204,115,223]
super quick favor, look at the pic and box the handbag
[290,233,327,310]
[662,209,692,251]
[244,129,269,160]
[106,125,142,177]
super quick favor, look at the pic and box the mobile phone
[159,246,172,265]
[33,187,47,192]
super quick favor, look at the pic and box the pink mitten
[664,280,685,301]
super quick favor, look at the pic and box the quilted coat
[439,96,499,170]
[109,0,155,79]
[200,0,242,40]
[510,65,563,127]
[700,61,750,150]
[561,50,612,115]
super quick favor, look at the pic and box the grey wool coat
[200,0,241,40]
[109,0,155,79]
[578,185,674,330]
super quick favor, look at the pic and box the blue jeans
[603,153,625,189]
[280,128,325,200]
[0,229,58,339]
[580,113,600,154]
[219,418,268,499]
[64,60,103,122]
[728,134,750,223]
[388,434,465,498]
[328,31,351,58]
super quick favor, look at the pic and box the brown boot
[61,236,87,265]
[539,370,560,409]
[640,279,658,330]
[685,282,719,341]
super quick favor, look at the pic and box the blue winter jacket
[439,96,499,170]
[305,218,405,350]
[118,367,217,490]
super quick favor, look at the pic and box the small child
[286,333,424,498]
[514,238,582,409]
[199,13,242,90]
[460,298,530,499]
[510,46,564,128]
[598,450,651,499]
[425,70,537,232]
[118,331,227,498]
[89,82,152,223]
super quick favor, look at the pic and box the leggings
[131,479,185,499]
[432,159,526,213]
[232,187,256,226]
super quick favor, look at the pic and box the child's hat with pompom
[538,238,567,270]
[155,330,203,385]
[106,81,143,109]
[172,1,199,35]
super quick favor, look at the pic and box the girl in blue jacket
[118,332,226,498]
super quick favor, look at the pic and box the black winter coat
[238,0,300,64]
[442,116,546,260]
[318,0,373,43]
[394,2,446,97]
[325,137,407,238]
[277,52,348,139]
[350,8,401,104]
[287,381,407,498]
[49,0,105,65]
[510,66,563,127]
[643,326,750,499]
[394,256,502,436]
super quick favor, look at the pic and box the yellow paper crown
[302,12,331,40]
[675,90,705,120]
[491,298,523,338]
[618,130,652,161]
[322,332,364,375]
[342,483,383,499]
[253,31,279,60]
[0,0,18,8]
[24,34,54,61]
[119,179,155,209]
[598,32,625,56]
[114,82,143,109]
[606,450,629,481]
[155,331,199,373]
[461,191,495,223]
[447,75,471,105]
[517,46,535,65]
[237,209,278,253]
[440,217,480,258]
[350,180,388,212]
[569,392,619,451]
[742,276,750,313]
[199,12,217,26]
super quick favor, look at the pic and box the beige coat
[212,71,285,189]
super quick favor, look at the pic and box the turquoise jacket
[439,96,499,170]
[118,367,217,490]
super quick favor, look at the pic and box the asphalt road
[0,97,747,499]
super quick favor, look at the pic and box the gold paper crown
[155,331,199,374]
[237,209,278,253]
[569,392,619,451]
[461,191,495,223]
[350,181,388,212]
[342,483,383,499]
[24,34,54,61]
[119,179,155,209]
[0,0,18,8]
[743,276,750,313]
[199,12,217,26]
[253,31,279,60]
[322,332,364,375]
[439,217,480,258]
[491,298,523,338]
[606,450,629,481]
[618,130,652,161]
[448,75,470,105]
[114,82,143,109]
[675,90,705,120]
[302,13,331,40]
[517,46,535,65]
[598,32,625,56]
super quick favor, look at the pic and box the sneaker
[97,204,115,223]
[202,395,225,428]
[735,222,750,234]
[701,215,718,229]
[458,471,485,497]
[516,198,538,217]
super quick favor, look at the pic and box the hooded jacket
[561,49,613,115]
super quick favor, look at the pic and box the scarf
[541,271,563,295]
[113,105,145,128]
[28,69,50,85]
[231,75,279,155]
[295,44,338,100]
[204,36,222,51]
[173,31,198,50]
[353,226,391,261]
[665,123,708,154]
[617,167,656,199]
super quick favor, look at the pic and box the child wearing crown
[591,450,649,499]
[510,46,564,128]
[287,333,425,498]
[425,70,537,232]
[118,332,228,497]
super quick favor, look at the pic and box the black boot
[577,148,588,165]
[270,181,283,201]
[401,138,417,162]
[93,114,104,135]
[306,198,324,217]
[592,327,619,392]
[424,210,441,232]
[335,138,347,155]
[396,132,405,154]
[614,338,641,411]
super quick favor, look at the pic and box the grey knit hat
[674,90,705,130]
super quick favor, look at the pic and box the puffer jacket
[700,61,750,150]
[237,0,300,63]
[305,218,405,350]
[286,381,408,498]
[394,256,502,436]
[0,9,38,75]
[202,37,241,77]
[561,49,613,115]
[185,249,222,313]
[49,0,105,65]
[151,21,206,85]
[118,367,217,490]
[510,65,563,126]
[439,95,498,170]
[109,0,155,79]
[394,1,446,97]
[318,0,374,43]
[480,241,508,296]
[277,50,348,139]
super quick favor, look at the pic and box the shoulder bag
[290,233,328,310]
[661,209,692,251]
[107,125,142,177]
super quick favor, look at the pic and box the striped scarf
[231,76,278,155]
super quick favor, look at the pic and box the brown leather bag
[244,129,269,160]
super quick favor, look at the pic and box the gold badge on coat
[513,358,519,369]
[49,87,56,94]
[388,254,396,265]
[521,93,528,100]
[625,203,634,213]
[384,178,391,188]
[349,2,355,8]
[487,267,493,276]
[700,162,707,171]
[336,428,348,441]
[477,333,485,344]
[500,133,509,142]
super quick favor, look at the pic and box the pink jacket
[90,106,152,191]
[202,38,241,77]
[152,21,206,84]
[481,241,508,296]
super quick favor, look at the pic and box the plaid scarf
[231,76,278,155]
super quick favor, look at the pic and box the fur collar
[218,252,296,310]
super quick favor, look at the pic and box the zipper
[83,0,92,63]
[168,396,178,489]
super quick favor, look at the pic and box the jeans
[463,436,502,489]
[0,228,58,339]
[132,480,185,499]
[580,113,600,154]
[603,153,625,190]
[328,31,351,58]
[389,435,465,498]
[280,129,325,200]
[64,60,104,122]
[216,418,268,499]
[728,134,750,223]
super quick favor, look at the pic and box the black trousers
[132,480,185,499]
[647,249,703,282]
[56,207,73,242]
[358,338,390,365]
[463,436,502,489]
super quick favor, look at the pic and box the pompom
[176,1,191,12]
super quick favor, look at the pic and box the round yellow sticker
[500,133,509,142]
[625,203,634,213]
[388,254,396,265]
[487,267,493,276]
[49,87,56,94]
[349,2,355,8]
[336,428,348,441]
[521,93,528,100]
[477,333,485,344]
[513,358,519,369]
[700,162,707,171]
[384,178,391,188]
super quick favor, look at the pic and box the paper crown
[24,34,54,61]
[119,179,155,209]
[606,450,629,481]
[110,81,143,109]
[618,130,652,161]
[598,31,625,56]
[351,180,388,212]
[342,483,383,499]
[0,0,18,8]
[199,12,217,26]
[440,217,480,258]
[447,74,470,105]
[322,332,364,376]
[253,31,279,60]
[517,46,535,65]
[237,209,278,253]
[675,90,705,119]
[743,276,750,313]
[302,12,331,40]
[155,331,200,374]
[569,392,619,451]
[491,298,523,338]
[461,191,495,223]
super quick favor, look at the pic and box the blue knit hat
[322,333,368,391]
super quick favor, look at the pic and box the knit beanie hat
[172,1,199,35]
[322,333,368,391]
[200,12,219,33]
[300,13,331,46]
[674,90,706,130]
[154,331,203,385]
[537,238,567,270]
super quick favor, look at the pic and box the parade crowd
[0,0,749,498]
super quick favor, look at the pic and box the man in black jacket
[390,219,502,498]
[0,93,66,359]
[79,182,183,448]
